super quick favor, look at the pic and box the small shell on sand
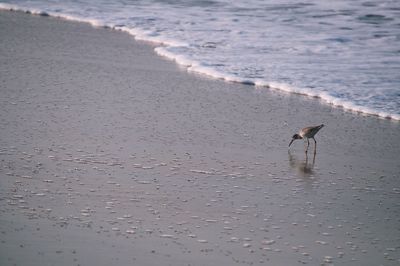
[160,234,174,238]
[262,240,275,245]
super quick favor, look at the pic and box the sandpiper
[289,124,324,153]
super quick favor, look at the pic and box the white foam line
[1,3,398,121]
[155,47,255,84]
[0,3,44,15]
[0,3,107,27]
[117,27,188,47]
[155,47,194,67]
[255,81,400,121]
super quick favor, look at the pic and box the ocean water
[1,0,400,120]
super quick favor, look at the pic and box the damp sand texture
[1,10,400,266]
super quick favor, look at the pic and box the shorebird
[289,124,324,153]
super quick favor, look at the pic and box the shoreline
[0,4,399,121]
[1,10,400,266]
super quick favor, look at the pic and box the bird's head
[289,134,302,147]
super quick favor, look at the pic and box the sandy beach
[1,10,400,266]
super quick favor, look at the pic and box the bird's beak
[289,138,294,147]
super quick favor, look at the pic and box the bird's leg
[313,138,317,155]
[305,138,310,154]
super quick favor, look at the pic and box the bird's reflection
[288,149,316,178]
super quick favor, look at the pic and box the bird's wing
[301,125,323,138]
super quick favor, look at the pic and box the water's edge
[1,3,398,122]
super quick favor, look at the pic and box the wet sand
[0,10,400,266]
